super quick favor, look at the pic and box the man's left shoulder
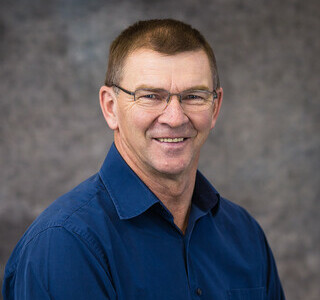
[197,171,262,232]
[215,196,265,239]
[219,197,260,222]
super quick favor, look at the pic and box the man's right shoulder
[4,172,116,276]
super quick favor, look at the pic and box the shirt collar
[192,170,220,215]
[99,143,220,220]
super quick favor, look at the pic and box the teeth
[157,138,184,143]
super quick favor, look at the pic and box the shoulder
[214,196,266,252]
[2,226,116,300]
[196,170,262,232]
[218,196,263,232]
[4,172,115,276]
[195,170,263,237]
[219,197,258,223]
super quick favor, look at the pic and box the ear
[99,85,118,130]
[210,87,223,129]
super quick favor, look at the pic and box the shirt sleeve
[11,226,116,300]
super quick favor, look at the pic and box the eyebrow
[134,84,212,91]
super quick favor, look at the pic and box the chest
[102,212,266,300]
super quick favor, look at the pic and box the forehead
[121,48,213,91]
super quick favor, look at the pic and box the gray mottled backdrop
[1,0,319,299]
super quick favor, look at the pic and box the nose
[157,95,189,127]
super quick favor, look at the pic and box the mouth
[155,137,186,143]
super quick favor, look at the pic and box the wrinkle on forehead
[121,48,213,92]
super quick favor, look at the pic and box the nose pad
[166,93,181,104]
[164,94,182,110]
[158,94,188,126]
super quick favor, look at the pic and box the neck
[114,138,197,234]
[144,168,196,232]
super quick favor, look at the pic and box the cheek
[118,107,155,139]
[191,112,213,132]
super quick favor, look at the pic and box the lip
[154,136,189,141]
[153,136,190,139]
[153,137,190,149]
[155,137,186,143]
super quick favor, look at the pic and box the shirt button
[196,287,202,296]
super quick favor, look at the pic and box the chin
[151,160,191,177]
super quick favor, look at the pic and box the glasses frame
[112,84,218,108]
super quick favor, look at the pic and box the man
[3,19,285,299]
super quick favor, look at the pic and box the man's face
[102,48,222,178]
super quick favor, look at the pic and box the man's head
[100,19,223,179]
[104,19,220,89]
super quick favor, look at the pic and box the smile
[156,138,185,143]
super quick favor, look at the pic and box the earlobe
[210,87,223,129]
[99,86,118,130]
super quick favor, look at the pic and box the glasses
[113,84,218,113]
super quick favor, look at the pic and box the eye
[143,94,159,100]
[183,93,206,102]
[186,94,204,100]
[136,91,164,101]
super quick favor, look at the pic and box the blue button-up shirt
[3,144,285,299]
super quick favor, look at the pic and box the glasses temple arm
[113,85,135,96]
